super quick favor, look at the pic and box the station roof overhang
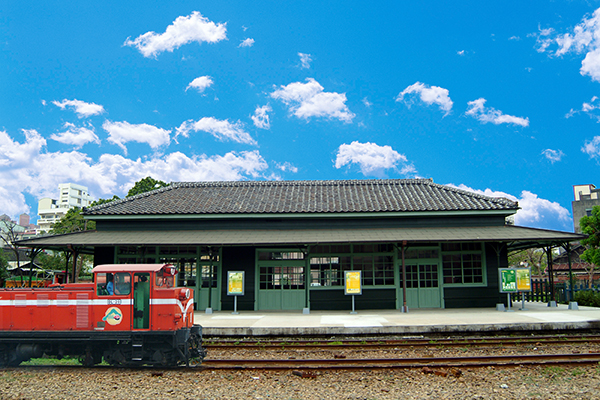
[16,225,586,254]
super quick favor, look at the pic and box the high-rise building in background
[37,183,94,233]
[572,184,600,233]
[19,214,29,227]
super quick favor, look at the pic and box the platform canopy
[17,225,585,254]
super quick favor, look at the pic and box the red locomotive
[0,264,205,367]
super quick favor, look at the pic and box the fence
[511,279,600,304]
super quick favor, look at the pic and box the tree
[50,207,95,234]
[580,205,600,284]
[508,247,547,276]
[90,195,120,207]
[126,177,168,197]
[0,248,8,286]
[0,220,25,270]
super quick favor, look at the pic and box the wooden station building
[18,179,585,312]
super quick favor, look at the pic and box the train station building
[18,179,585,312]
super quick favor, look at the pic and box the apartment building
[37,183,93,233]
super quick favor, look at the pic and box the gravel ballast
[2,365,600,399]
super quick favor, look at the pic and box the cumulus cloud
[396,82,453,115]
[534,8,600,82]
[103,121,171,154]
[239,38,255,47]
[52,99,105,117]
[124,11,227,58]
[334,141,416,177]
[50,123,100,149]
[541,149,564,163]
[176,117,256,145]
[270,78,354,123]
[275,161,298,173]
[251,105,272,129]
[582,136,600,159]
[298,52,312,69]
[0,129,268,220]
[465,98,529,127]
[448,184,571,230]
[186,76,213,93]
[566,96,600,122]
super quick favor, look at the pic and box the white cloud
[176,117,256,145]
[275,161,298,173]
[541,148,564,163]
[535,8,600,82]
[251,105,272,130]
[457,50,465,56]
[270,78,354,123]
[582,136,600,159]
[566,96,600,122]
[50,123,100,149]
[362,97,372,107]
[103,120,171,154]
[124,11,227,58]
[449,184,571,230]
[52,99,105,117]
[465,98,529,127]
[396,82,453,115]
[186,76,213,93]
[298,52,312,69]
[334,141,415,177]
[239,38,255,47]
[0,129,268,220]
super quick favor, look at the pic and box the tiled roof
[83,179,519,216]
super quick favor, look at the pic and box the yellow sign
[345,271,362,295]
[516,268,531,292]
[227,271,244,296]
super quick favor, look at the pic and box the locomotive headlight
[178,288,190,300]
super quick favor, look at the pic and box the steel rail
[201,353,600,370]
[204,336,600,350]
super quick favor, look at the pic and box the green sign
[499,268,517,293]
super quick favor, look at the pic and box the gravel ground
[2,340,600,399]
[2,364,600,399]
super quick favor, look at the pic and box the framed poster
[515,268,532,292]
[345,271,362,295]
[227,271,245,296]
[499,268,517,293]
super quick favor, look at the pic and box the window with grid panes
[310,256,350,286]
[441,243,484,285]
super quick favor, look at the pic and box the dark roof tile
[83,179,519,216]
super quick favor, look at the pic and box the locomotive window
[156,274,174,288]
[114,273,132,295]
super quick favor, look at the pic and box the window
[441,243,484,285]
[96,272,131,295]
[310,256,350,286]
[353,255,394,286]
[259,266,305,289]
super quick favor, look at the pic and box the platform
[194,302,600,336]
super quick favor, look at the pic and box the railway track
[204,334,600,350]
[202,353,600,370]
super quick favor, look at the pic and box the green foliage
[50,207,95,234]
[37,251,66,271]
[126,176,168,197]
[508,248,547,275]
[580,206,600,266]
[574,290,600,307]
[90,195,120,207]
[0,248,8,281]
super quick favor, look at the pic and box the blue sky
[2,1,600,232]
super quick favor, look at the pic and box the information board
[227,271,245,296]
[345,271,362,295]
[515,268,532,292]
[499,268,517,293]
